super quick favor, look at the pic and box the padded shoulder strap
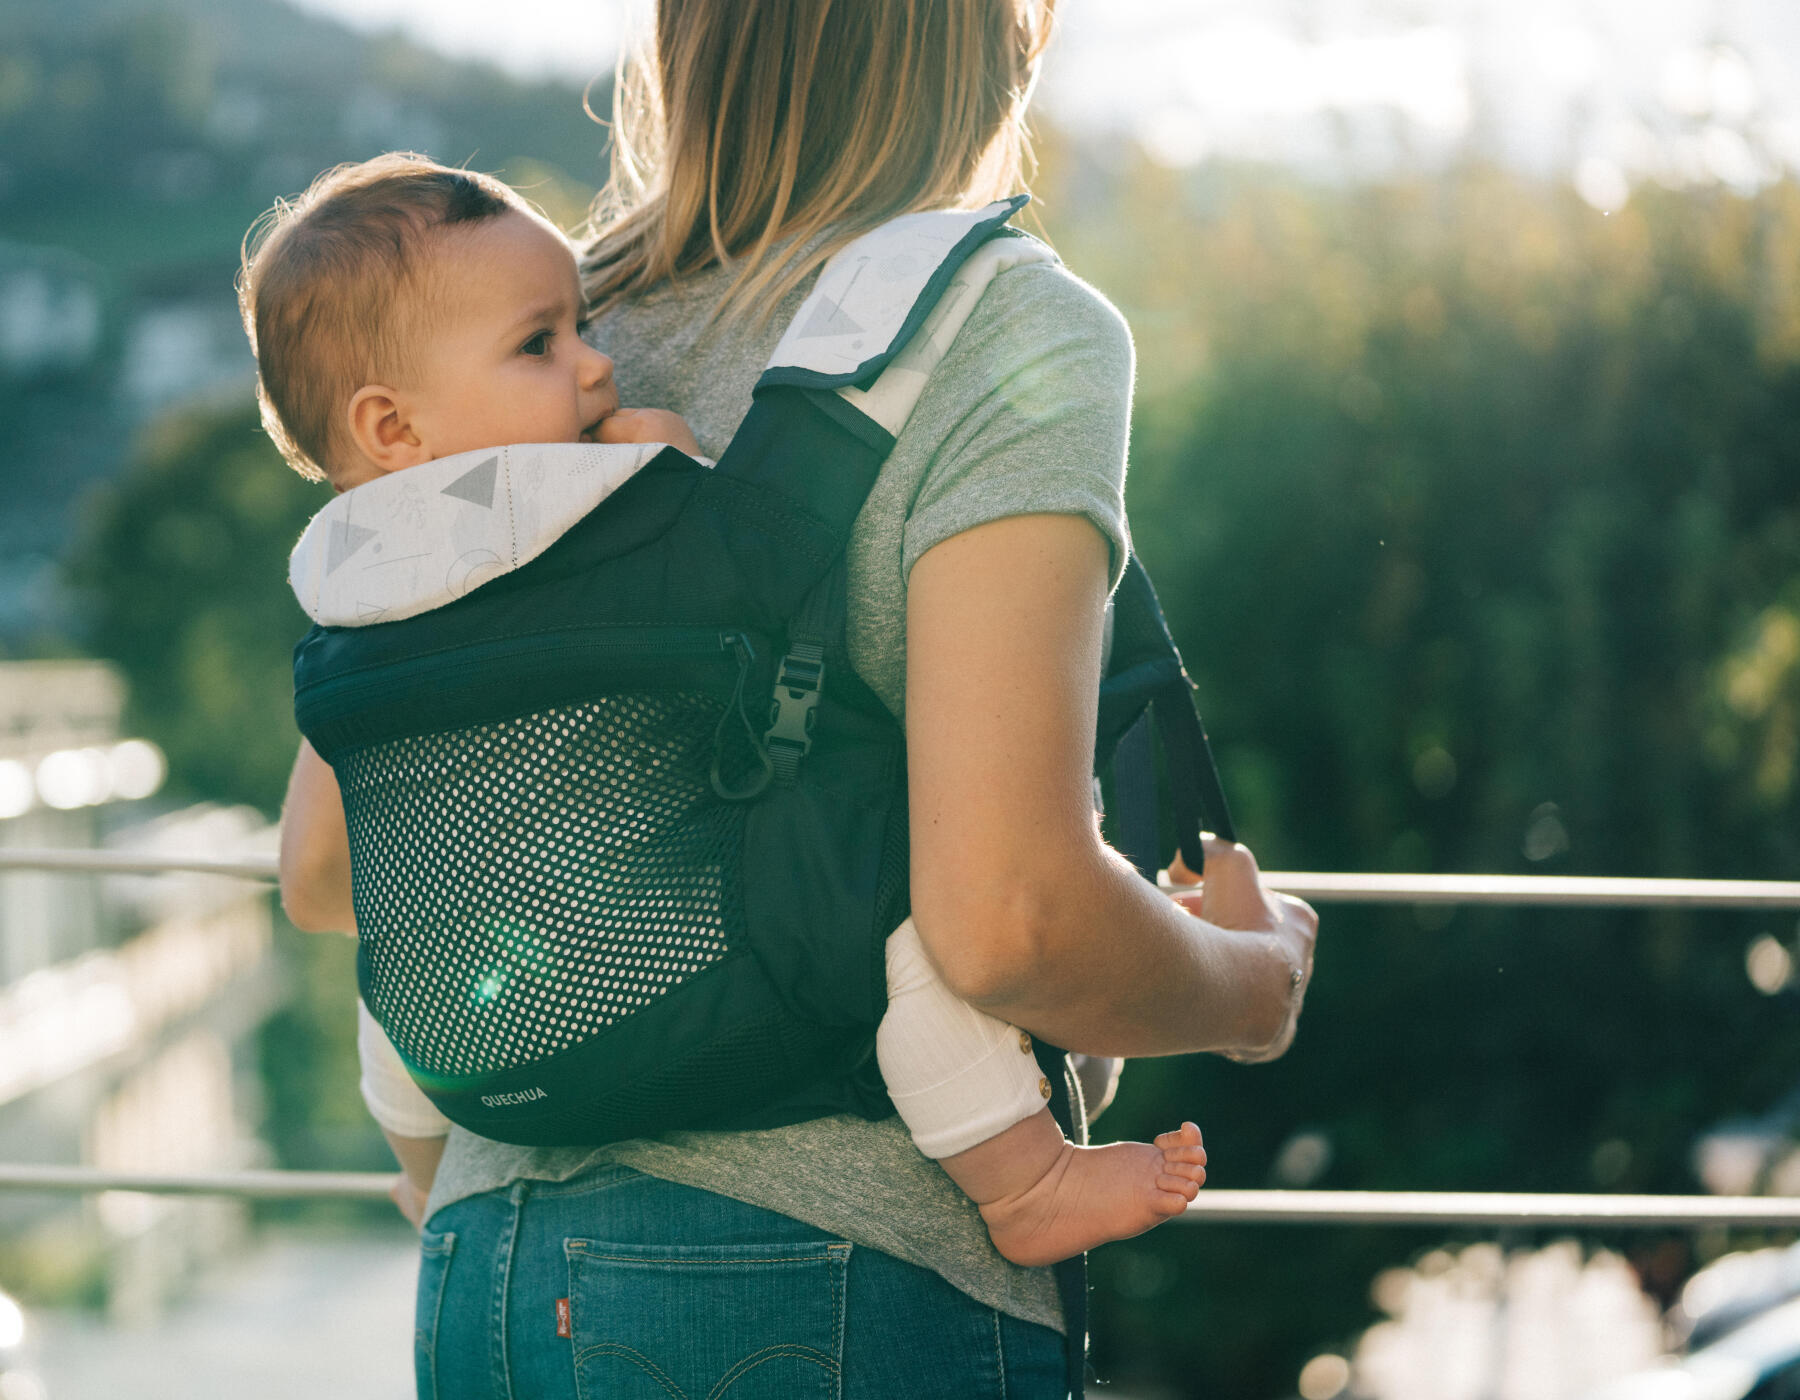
[756,196,1056,439]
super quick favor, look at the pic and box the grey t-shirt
[423,237,1135,1334]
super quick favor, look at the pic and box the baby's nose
[582,345,615,386]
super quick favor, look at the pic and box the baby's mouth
[578,416,604,443]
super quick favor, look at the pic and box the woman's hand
[595,407,703,458]
[382,1130,447,1231]
[1167,837,1318,1062]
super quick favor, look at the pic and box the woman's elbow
[911,881,1059,1007]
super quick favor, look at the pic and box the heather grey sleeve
[896,258,1134,589]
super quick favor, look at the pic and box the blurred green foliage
[70,407,322,811]
[1032,154,1800,1394]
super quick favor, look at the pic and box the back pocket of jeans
[415,1227,457,1400]
[565,1237,848,1400]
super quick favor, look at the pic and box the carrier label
[480,1087,548,1108]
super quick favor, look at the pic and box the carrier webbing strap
[1113,713,1159,881]
[1036,1036,1090,1397]
[1155,680,1237,869]
[1104,555,1237,881]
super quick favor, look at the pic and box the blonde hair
[582,0,1056,322]
[238,153,534,482]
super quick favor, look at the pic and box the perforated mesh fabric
[338,693,744,1078]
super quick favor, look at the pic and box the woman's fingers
[1167,848,1202,886]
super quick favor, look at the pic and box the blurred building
[0,244,102,379]
[0,660,278,1323]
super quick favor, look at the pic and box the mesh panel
[339,693,743,1077]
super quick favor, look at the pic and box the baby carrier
[292,196,1231,1129]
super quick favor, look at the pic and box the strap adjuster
[765,642,825,784]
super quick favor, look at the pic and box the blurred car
[1588,1294,1800,1400]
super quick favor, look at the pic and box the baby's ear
[347,385,428,476]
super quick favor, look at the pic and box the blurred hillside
[0,0,607,644]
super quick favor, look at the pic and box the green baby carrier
[292,193,1232,1144]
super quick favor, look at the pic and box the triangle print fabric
[289,441,666,627]
[764,198,1034,383]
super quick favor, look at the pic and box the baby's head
[240,152,617,489]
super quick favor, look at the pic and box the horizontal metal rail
[6,849,1800,909]
[1,1166,1796,1227]
[0,1164,395,1200]
[1178,1190,1800,1228]
[1257,872,1800,909]
[0,849,281,881]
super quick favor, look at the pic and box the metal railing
[5,847,1800,1229]
[0,1163,1796,1228]
[9,847,1800,910]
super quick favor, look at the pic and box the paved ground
[26,1229,417,1400]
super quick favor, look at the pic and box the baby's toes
[1155,1122,1205,1151]
[1162,1154,1207,1185]
[1156,1172,1202,1201]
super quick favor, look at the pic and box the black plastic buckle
[765,642,825,783]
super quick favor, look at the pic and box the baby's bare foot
[977,1122,1207,1268]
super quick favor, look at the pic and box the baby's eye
[520,330,553,357]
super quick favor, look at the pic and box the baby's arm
[358,1000,451,1226]
[279,741,356,933]
[597,407,703,458]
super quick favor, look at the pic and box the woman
[281,2,1318,1395]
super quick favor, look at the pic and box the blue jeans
[416,1164,1066,1399]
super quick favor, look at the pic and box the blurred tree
[1029,152,1800,1397]
[68,405,320,810]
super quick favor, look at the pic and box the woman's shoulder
[927,249,1135,408]
[965,250,1133,363]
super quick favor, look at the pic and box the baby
[248,152,1207,1267]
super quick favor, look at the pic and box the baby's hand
[595,408,702,458]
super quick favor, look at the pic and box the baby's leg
[877,918,1207,1268]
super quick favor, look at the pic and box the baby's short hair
[239,153,534,482]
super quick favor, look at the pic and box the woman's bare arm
[906,513,1317,1060]
[279,739,356,934]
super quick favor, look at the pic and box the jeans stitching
[492,1183,526,1400]
[993,1309,1007,1400]
[704,1346,840,1399]
[566,1247,841,1266]
[576,1343,687,1399]
[830,1243,848,1392]
[416,1230,456,1400]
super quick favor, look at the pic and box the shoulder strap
[709,197,1055,625]
[759,194,1038,394]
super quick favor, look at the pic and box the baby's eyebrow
[503,298,572,335]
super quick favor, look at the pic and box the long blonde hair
[582,0,1056,322]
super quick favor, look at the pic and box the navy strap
[1113,713,1159,880]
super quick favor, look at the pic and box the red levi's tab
[555,1298,572,1339]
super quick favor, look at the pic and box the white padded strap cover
[837,236,1055,437]
[763,196,1056,437]
[289,441,664,627]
